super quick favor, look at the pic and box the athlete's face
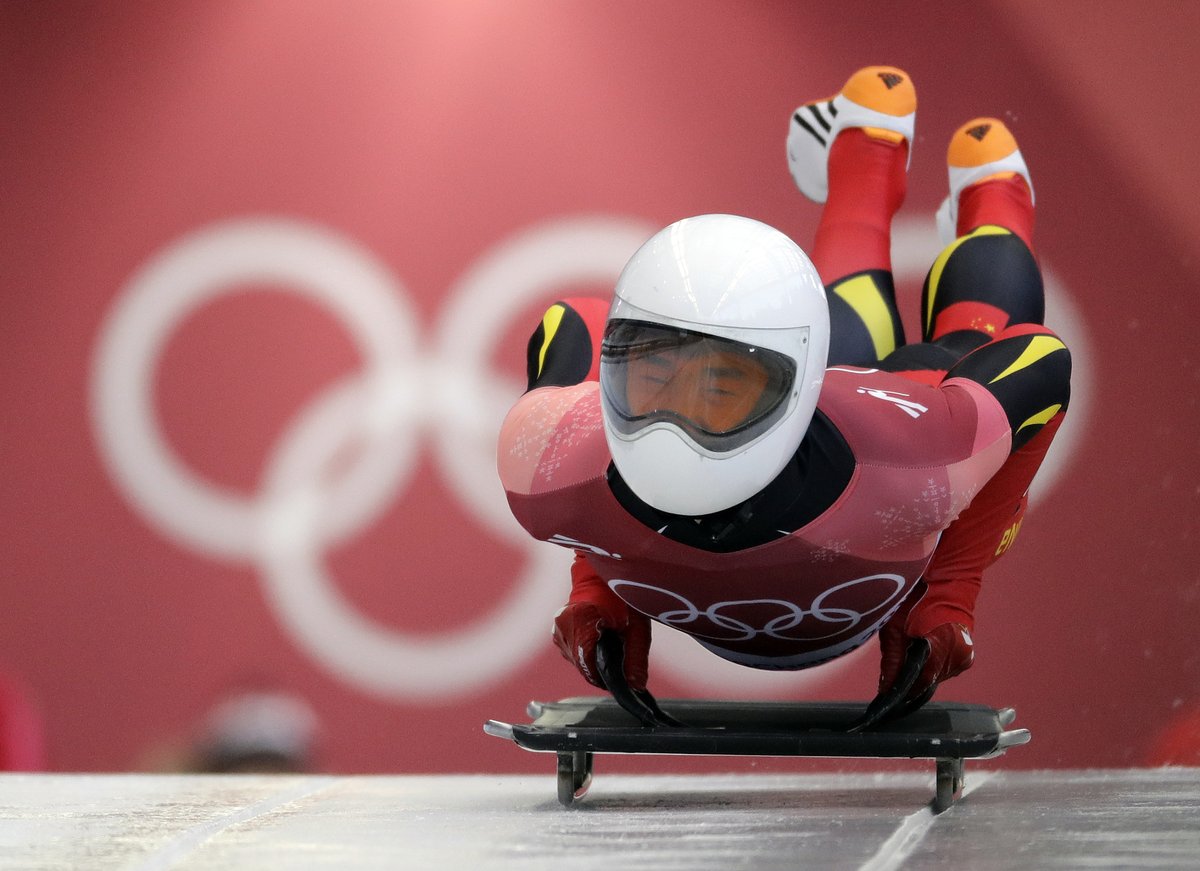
[623,344,770,434]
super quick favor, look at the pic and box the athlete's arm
[503,297,657,691]
[872,324,1071,718]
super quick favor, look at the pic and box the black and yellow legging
[869,224,1066,451]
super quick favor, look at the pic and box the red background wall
[2,1,1197,773]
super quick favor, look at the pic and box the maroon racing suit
[499,365,1009,670]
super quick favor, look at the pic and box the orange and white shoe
[935,117,1034,244]
[787,65,917,203]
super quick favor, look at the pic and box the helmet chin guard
[600,214,829,516]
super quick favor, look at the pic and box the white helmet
[599,214,829,516]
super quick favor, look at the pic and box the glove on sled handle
[848,638,932,733]
[595,630,686,728]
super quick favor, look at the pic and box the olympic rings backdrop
[3,2,1198,772]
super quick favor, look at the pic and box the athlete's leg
[879,118,1041,384]
[818,130,909,365]
[787,67,914,366]
[921,119,1041,357]
[524,297,610,391]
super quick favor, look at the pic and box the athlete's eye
[705,384,737,398]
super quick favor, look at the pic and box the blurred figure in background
[189,690,320,774]
[141,689,320,775]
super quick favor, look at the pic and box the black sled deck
[484,697,1030,813]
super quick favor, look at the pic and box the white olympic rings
[90,216,653,699]
[90,213,1092,701]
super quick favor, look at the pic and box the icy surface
[0,770,1197,870]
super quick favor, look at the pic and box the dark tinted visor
[600,319,798,453]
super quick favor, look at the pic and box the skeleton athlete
[497,66,1070,720]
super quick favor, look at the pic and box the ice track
[1,770,1198,869]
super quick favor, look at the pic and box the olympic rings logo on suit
[89,215,1092,702]
[609,574,906,643]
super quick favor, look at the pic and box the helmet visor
[601,319,800,454]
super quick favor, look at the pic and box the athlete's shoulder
[497,382,610,496]
[818,366,1005,465]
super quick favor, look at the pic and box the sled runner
[485,695,1029,812]
[485,633,1029,812]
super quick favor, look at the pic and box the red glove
[877,581,976,709]
[552,553,652,691]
